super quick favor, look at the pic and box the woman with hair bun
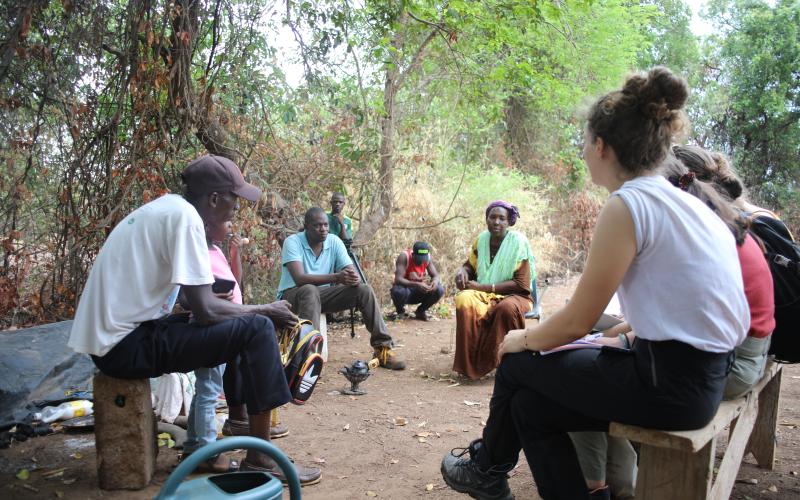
[673,145,779,219]
[440,67,748,500]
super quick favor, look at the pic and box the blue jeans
[184,364,225,454]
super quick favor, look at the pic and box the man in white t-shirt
[68,155,321,484]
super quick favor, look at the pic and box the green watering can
[155,436,301,499]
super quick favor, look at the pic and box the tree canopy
[1,0,797,326]
[701,0,800,211]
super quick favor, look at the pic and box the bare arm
[465,260,529,295]
[228,235,244,285]
[393,252,424,288]
[177,287,190,310]
[182,284,298,329]
[426,260,441,287]
[454,262,476,290]
[499,197,637,354]
[334,214,348,240]
[602,321,632,337]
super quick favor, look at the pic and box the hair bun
[719,175,743,200]
[623,66,688,121]
[587,66,690,175]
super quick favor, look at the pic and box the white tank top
[613,176,749,353]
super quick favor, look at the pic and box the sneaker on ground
[440,440,513,500]
[373,346,406,370]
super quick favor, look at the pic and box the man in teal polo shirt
[278,207,405,370]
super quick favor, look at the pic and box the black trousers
[477,338,732,500]
[389,284,445,313]
[92,313,290,415]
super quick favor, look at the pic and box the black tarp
[0,321,95,428]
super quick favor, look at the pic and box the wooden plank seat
[609,361,782,500]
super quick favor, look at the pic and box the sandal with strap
[178,452,240,474]
[222,418,290,439]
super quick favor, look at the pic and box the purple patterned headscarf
[485,200,520,226]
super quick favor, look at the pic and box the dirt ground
[2,276,800,499]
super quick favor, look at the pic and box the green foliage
[701,0,800,226]
[637,0,701,82]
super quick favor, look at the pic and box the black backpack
[748,215,800,363]
[278,320,324,404]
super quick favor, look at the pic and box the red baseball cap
[181,155,261,202]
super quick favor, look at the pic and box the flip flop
[240,459,322,486]
[222,418,290,439]
[178,452,240,474]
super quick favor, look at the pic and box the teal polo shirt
[277,232,353,298]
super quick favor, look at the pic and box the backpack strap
[770,252,800,276]
[749,208,780,219]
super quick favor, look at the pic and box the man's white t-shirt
[68,194,214,356]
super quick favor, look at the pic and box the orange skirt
[452,290,532,380]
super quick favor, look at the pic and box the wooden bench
[609,361,782,500]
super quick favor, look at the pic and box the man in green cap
[390,241,444,321]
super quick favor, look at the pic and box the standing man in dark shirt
[327,192,353,242]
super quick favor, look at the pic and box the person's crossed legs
[443,341,730,500]
[283,283,405,369]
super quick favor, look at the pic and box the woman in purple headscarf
[452,201,537,379]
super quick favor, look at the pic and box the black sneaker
[440,440,513,500]
[588,485,610,499]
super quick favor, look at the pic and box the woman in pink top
[669,146,775,399]
[183,220,244,471]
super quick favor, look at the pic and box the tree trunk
[353,49,399,247]
[504,94,533,169]
[353,13,437,247]
[168,1,241,165]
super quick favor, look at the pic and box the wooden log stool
[609,361,782,500]
[93,372,158,490]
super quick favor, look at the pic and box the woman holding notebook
[440,67,748,500]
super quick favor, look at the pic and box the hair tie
[678,171,695,191]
